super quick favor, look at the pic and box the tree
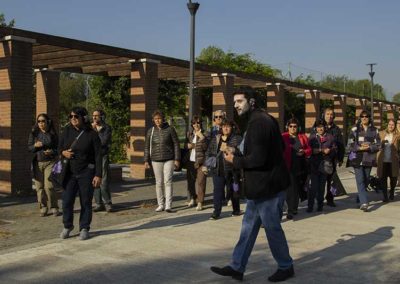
[59,73,87,127]
[88,76,130,163]
[393,92,400,103]
[0,13,15,27]
[197,46,281,77]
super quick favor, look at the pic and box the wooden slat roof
[0,26,397,107]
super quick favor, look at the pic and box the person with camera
[28,113,59,217]
[59,107,102,240]
[347,110,380,212]
[308,119,336,213]
[282,117,311,219]
[377,118,399,202]
[144,110,180,213]
[185,115,209,211]
[92,109,113,213]
[205,119,242,220]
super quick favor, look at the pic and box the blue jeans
[354,166,371,205]
[229,191,293,272]
[309,173,327,209]
[212,176,226,216]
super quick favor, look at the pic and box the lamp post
[187,0,200,124]
[367,63,377,114]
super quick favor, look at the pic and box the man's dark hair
[233,86,258,108]
[70,106,92,130]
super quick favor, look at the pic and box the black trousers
[62,168,94,231]
[286,173,300,215]
[380,162,397,195]
[186,161,197,201]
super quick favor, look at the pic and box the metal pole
[187,1,200,124]
[367,63,377,114]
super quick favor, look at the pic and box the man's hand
[34,141,43,148]
[62,149,74,159]
[92,176,102,188]
[224,151,234,163]
[174,160,180,170]
[144,162,151,169]
[323,148,331,155]
[296,149,305,156]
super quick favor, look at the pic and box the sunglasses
[37,119,46,123]
[288,125,297,128]
[69,114,80,119]
[214,115,223,119]
[192,122,201,125]
[360,115,369,118]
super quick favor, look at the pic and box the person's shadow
[293,226,397,283]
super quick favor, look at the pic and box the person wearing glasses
[347,110,380,212]
[205,119,242,220]
[185,115,209,211]
[28,113,59,217]
[282,117,311,219]
[308,119,336,213]
[144,110,180,213]
[377,119,399,201]
[59,107,102,240]
[211,110,226,138]
[92,109,113,213]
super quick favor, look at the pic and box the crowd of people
[28,87,399,282]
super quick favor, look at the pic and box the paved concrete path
[0,169,399,283]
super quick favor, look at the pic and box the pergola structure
[0,27,398,195]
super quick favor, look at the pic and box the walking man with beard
[210,87,294,282]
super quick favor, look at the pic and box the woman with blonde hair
[377,118,399,201]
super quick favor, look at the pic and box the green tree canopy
[392,92,400,103]
[0,13,15,27]
[197,46,281,77]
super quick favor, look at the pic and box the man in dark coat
[210,87,294,282]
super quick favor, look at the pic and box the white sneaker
[196,202,203,211]
[360,203,368,212]
[227,200,232,207]
[155,205,164,212]
[187,199,195,207]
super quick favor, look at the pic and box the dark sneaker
[326,201,336,207]
[286,214,293,220]
[165,208,174,213]
[79,228,90,240]
[93,204,105,212]
[210,266,243,281]
[60,226,74,239]
[105,203,113,212]
[231,210,243,217]
[209,213,220,220]
[317,206,323,212]
[268,265,294,282]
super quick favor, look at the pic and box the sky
[2,0,399,99]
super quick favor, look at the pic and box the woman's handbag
[49,130,85,188]
[318,160,334,175]
[49,157,69,188]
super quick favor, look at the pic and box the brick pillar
[386,104,395,120]
[211,73,235,120]
[0,35,35,195]
[35,69,60,131]
[373,102,383,129]
[305,89,320,134]
[266,83,285,131]
[333,95,347,142]
[355,98,367,118]
[129,59,160,179]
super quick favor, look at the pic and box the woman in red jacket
[282,118,311,219]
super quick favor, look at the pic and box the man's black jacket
[233,109,290,200]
